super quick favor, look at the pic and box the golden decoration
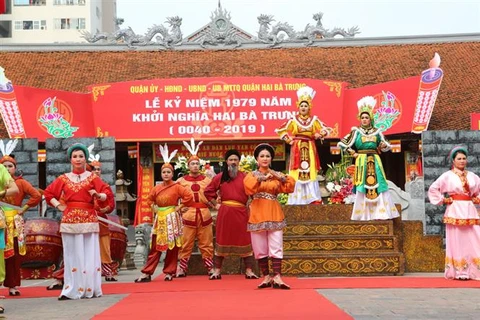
[91,85,111,102]
[96,127,110,137]
[323,81,343,98]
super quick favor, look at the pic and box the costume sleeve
[44,177,65,207]
[0,164,12,189]
[279,175,296,194]
[470,173,480,197]
[147,185,159,207]
[378,132,391,152]
[275,120,294,144]
[20,179,42,208]
[338,129,357,155]
[428,172,448,205]
[204,174,221,201]
[96,183,115,213]
[243,172,260,196]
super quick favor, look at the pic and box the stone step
[283,234,399,252]
[282,252,405,276]
[283,204,354,222]
[285,220,394,236]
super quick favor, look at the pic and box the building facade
[0,0,117,43]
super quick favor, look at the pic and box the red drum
[20,217,62,268]
[107,214,127,265]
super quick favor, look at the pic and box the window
[53,0,85,5]
[14,20,47,30]
[0,21,12,38]
[54,18,86,30]
[14,0,46,6]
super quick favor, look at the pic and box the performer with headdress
[0,162,19,314]
[134,143,193,282]
[244,143,295,289]
[338,96,400,221]
[44,143,107,300]
[175,138,215,277]
[0,139,41,296]
[275,86,332,205]
[428,146,480,280]
[204,149,258,280]
[87,144,118,281]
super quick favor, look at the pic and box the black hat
[254,143,275,159]
[224,149,241,161]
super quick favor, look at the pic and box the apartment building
[0,0,117,44]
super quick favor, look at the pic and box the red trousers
[4,238,21,288]
[141,234,179,276]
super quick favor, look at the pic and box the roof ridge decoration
[79,3,359,50]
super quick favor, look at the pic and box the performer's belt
[449,194,473,201]
[357,149,378,154]
[253,192,277,201]
[4,208,18,218]
[66,202,94,209]
[293,136,311,142]
[189,203,208,209]
[221,200,245,207]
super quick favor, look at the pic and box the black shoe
[209,273,222,280]
[164,274,173,281]
[257,280,272,289]
[58,295,71,301]
[46,283,63,290]
[105,277,118,282]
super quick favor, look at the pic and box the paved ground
[2,271,480,319]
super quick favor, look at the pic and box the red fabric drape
[0,0,6,15]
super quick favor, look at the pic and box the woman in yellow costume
[275,86,332,204]
[338,96,400,220]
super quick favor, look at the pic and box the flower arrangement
[277,193,288,205]
[326,178,355,204]
[325,154,355,204]
[238,155,257,172]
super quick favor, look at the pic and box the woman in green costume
[0,163,19,313]
[338,96,400,221]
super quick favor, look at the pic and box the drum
[107,214,127,265]
[21,217,62,268]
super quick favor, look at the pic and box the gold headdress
[295,86,316,108]
[356,96,376,120]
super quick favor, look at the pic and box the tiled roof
[0,42,479,138]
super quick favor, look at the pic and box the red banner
[342,76,421,135]
[1,76,432,142]
[13,85,94,140]
[153,141,286,162]
[471,113,480,130]
[88,77,346,141]
[134,162,154,226]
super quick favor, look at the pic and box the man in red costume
[204,149,258,280]
[176,140,214,277]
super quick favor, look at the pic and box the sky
[116,0,480,38]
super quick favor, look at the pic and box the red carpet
[9,275,480,320]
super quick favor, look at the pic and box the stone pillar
[45,137,116,219]
[422,130,480,236]
[0,138,39,219]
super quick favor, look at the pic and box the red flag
[0,0,6,15]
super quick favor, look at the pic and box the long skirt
[445,224,480,280]
[351,191,400,221]
[61,232,102,299]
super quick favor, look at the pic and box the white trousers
[61,232,102,299]
[250,230,283,259]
